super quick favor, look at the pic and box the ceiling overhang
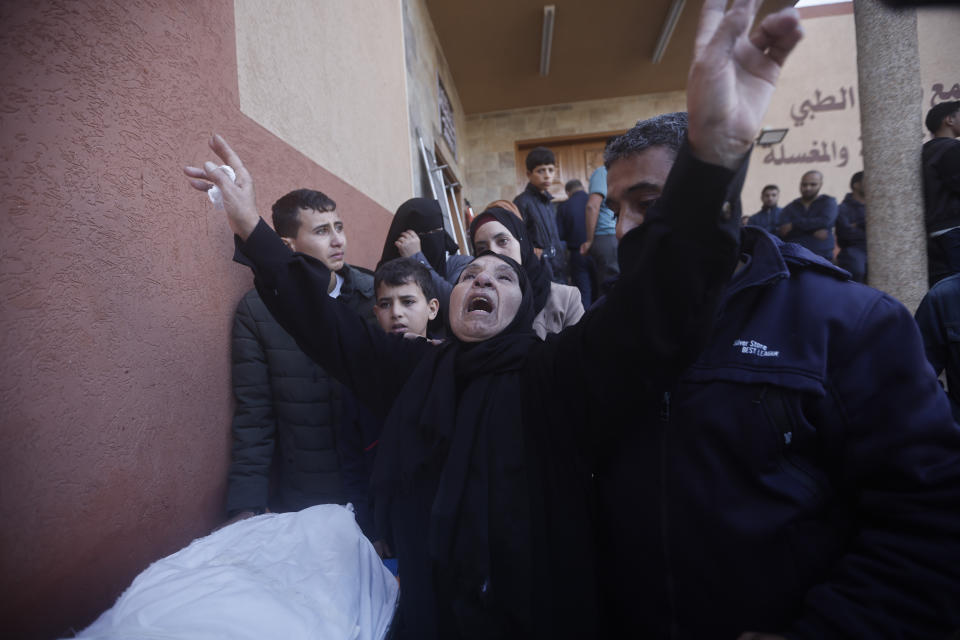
[424,0,797,115]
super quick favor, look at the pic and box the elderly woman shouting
[184,2,802,637]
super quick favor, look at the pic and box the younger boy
[372,257,440,337]
[514,146,568,284]
[338,257,439,561]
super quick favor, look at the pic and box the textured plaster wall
[402,0,468,200]
[0,1,390,638]
[462,92,687,209]
[234,0,414,213]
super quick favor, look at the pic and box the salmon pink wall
[0,1,392,637]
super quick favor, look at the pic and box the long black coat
[237,145,746,638]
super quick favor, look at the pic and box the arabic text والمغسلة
[762,140,853,168]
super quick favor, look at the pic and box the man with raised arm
[594,32,960,640]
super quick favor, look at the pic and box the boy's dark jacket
[226,265,375,515]
[513,182,566,280]
[596,226,960,638]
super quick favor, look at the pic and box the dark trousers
[567,249,593,309]
[928,227,960,287]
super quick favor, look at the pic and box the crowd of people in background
[180,0,960,631]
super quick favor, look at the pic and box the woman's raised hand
[184,134,260,240]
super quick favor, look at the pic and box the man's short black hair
[762,184,779,194]
[565,179,584,193]
[850,171,864,189]
[604,112,688,168]
[271,189,337,238]
[925,101,960,134]
[525,146,556,172]
[374,257,437,302]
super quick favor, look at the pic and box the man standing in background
[778,169,838,262]
[557,179,593,308]
[923,101,960,286]
[581,152,620,292]
[836,171,867,283]
[746,184,782,233]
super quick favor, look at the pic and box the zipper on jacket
[659,390,679,638]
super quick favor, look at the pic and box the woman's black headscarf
[379,198,459,277]
[469,207,552,315]
[372,252,538,620]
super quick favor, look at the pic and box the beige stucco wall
[234,0,413,213]
[463,91,686,209]
[402,0,468,202]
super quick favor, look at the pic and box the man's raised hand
[687,0,803,169]
[184,134,260,240]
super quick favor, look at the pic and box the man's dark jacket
[781,194,838,261]
[225,264,375,514]
[514,182,567,282]
[596,227,960,639]
[556,189,589,249]
[835,192,866,249]
[915,272,960,423]
[923,136,960,233]
[746,205,782,233]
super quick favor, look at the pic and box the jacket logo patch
[733,339,780,358]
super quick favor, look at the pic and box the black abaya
[236,143,747,639]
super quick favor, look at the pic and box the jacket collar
[725,227,848,300]
[338,263,374,299]
[525,182,552,203]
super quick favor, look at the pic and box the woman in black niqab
[379,197,458,277]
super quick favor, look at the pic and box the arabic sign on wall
[743,5,959,216]
[763,86,857,169]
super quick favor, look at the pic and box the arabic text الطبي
[790,86,856,127]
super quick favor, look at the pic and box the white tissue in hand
[207,165,237,210]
